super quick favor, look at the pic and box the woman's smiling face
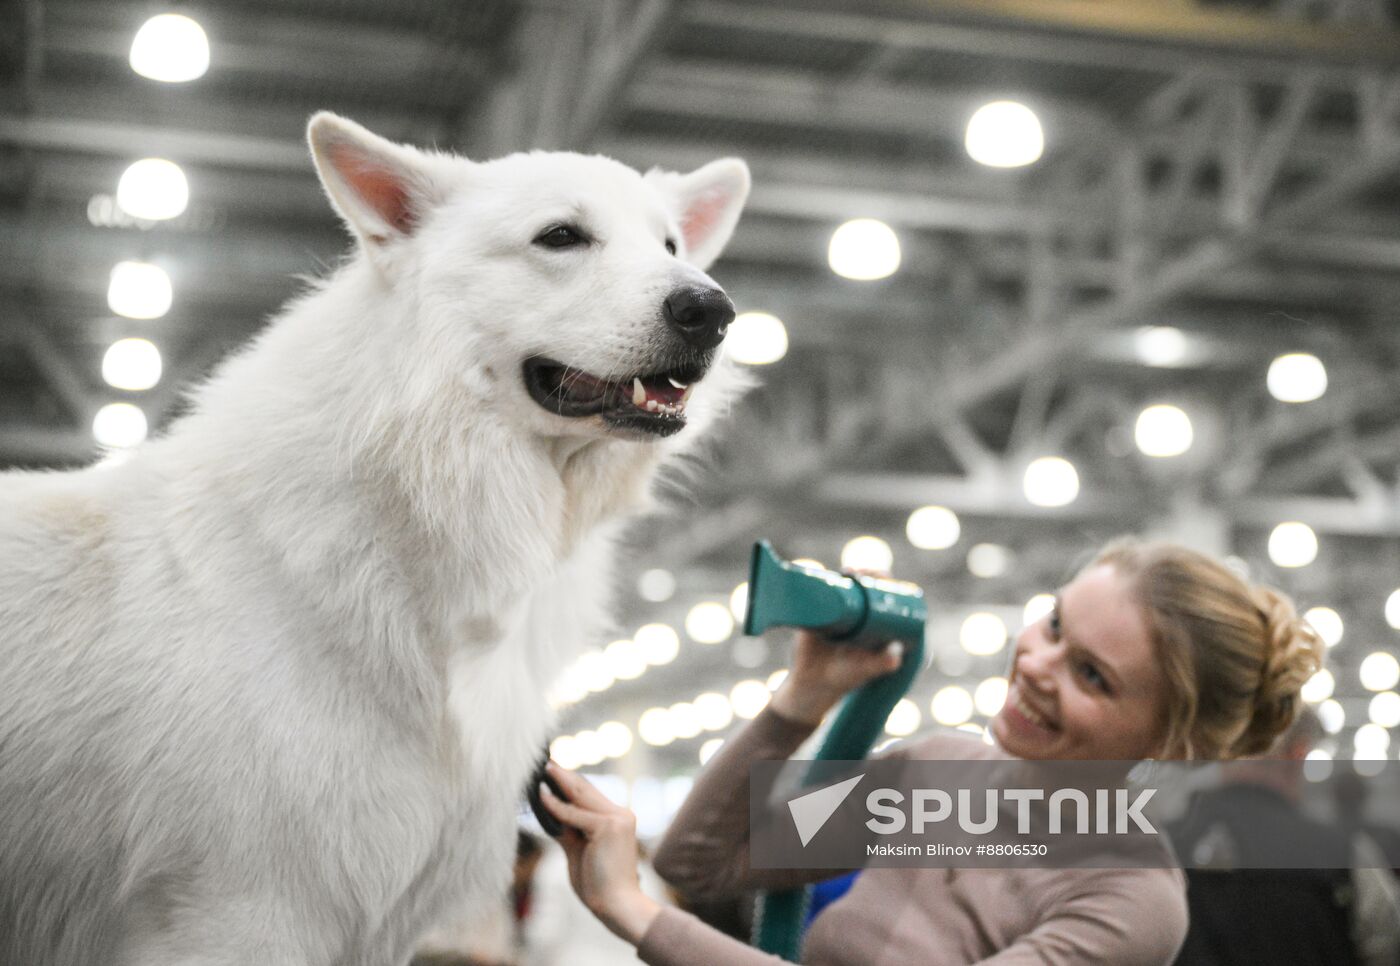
[991,563,1167,761]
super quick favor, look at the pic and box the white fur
[0,113,749,966]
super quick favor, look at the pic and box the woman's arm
[977,869,1188,966]
[652,633,904,898]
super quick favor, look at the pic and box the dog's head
[308,113,750,444]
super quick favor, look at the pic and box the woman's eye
[1077,660,1110,693]
[665,239,677,256]
[1047,611,1062,639]
[534,225,588,249]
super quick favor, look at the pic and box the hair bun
[1230,585,1325,757]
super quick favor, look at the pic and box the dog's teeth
[646,400,659,412]
[668,377,688,389]
[680,385,694,402]
[632,378,646,407]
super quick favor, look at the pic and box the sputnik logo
[788,775,864,847]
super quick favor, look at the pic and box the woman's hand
[769,631,904,726]
[767,566,908,726]
[539,762,661,945]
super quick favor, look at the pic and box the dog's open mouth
[522,357,702,437]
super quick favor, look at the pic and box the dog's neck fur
[154,258,658,705]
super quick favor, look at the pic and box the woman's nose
[1015,631,1058,688]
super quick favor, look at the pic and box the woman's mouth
[1003,684,1060,735]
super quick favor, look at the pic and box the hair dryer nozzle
[743,540,926,649]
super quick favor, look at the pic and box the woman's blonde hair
[1092,537,1324,760]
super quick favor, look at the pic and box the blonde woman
[540,538,1324,964]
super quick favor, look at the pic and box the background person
[540,537,1325,964]
[1169,709,1400,966]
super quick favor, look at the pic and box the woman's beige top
[638,705,1187,965]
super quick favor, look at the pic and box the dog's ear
[307,112,442,250]
[648,159,751,270]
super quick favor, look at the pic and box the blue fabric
[804,871,859,927]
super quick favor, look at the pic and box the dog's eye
[665,239,677,256]
[534,225,589,249]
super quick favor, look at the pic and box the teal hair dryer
[744,541,927,959]
[745,540,927,652]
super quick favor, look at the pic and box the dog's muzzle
[522,284,733,439]
[522,356,709,438]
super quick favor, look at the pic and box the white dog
[0,113,749,965]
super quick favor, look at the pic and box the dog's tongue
[637,376,686,406]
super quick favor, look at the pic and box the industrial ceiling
[5,0,1400,768]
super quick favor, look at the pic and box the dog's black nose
[663,286,735,350]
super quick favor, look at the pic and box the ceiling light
[637,568,676,602]
[1303,607,1343,648]
[603,638,647,681]
[638,707,675,747]
[635,623,679,666]
[960,612,1007,656]
[967,543,1012,579]
[1360,652,1400,692]
[1134,326,1188,367]
[841,535,893,573]
[1134,404,1193,458]
[1369,692,1400,728]
[1317,699,1345,734]
[699,738,724,765]
[1023,456,1079,507]
[116,158,189,220]
[572,730,606,766]
[828,218,900,281]
[1267,522,1317,568]
[1385,589,1400,630]
[884,698,921,737]
[1266,353,1327,403]
[1022,593,1054,628]
[596,721,633,758]
[549,675,588,708]
[729,679,770,719]
[108,261,172,320]
[102,338,162,391]
[686,601,734,644]
[130,13,210,83]
[906,505,960,550]
[931,686,974,726]
[727,312,788,365]
[92,402,148,448]
[965,101,1044,168]
[693,692,733,732]
[1354,723,1390,756]
[1303,748,1333,784]
[1300,668,1334,704]
[668,702,702,739]
[576,650,614,693]
[974,677,1008,716]
[549,735,581,770]
[729,582,748,622]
